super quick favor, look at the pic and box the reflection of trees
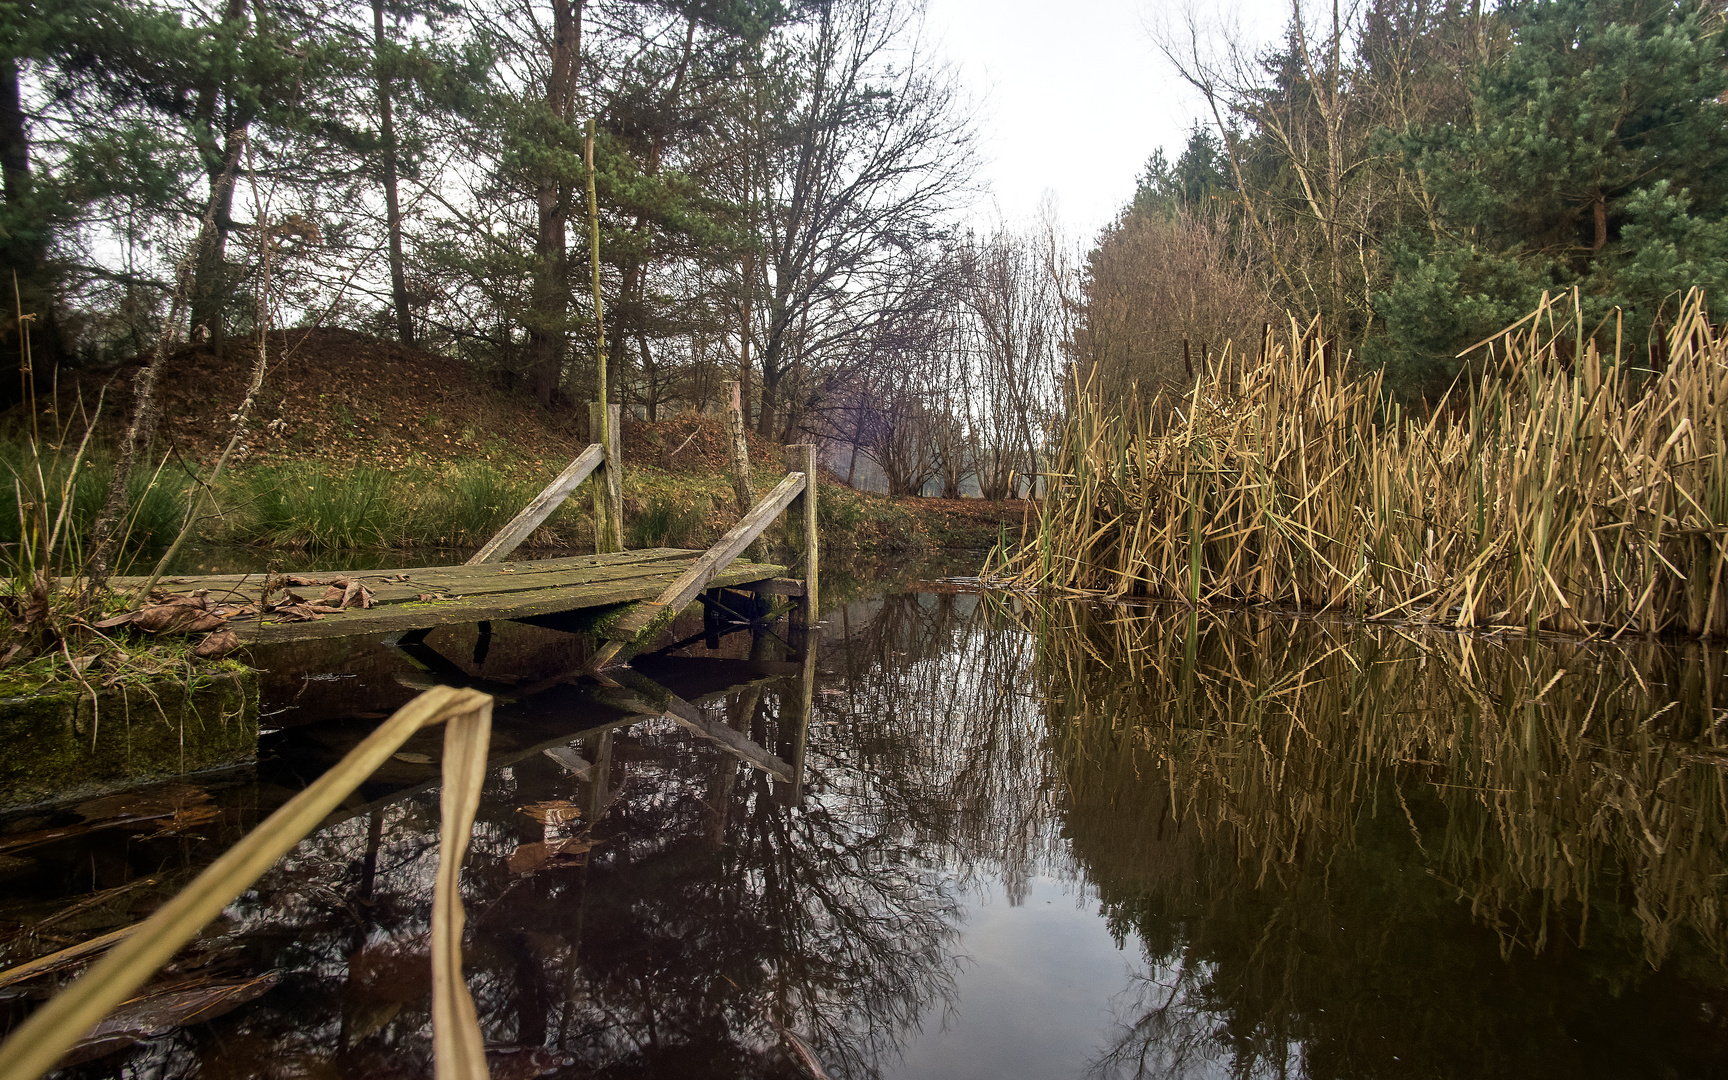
[66,589,1072,1080]
[1033,604,1728,1079]
[819,591,1061,901]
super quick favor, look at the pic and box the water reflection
[10,585,1728,1078]
[1037,604,1728,1078]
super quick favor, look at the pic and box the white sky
[922,0,1289,240]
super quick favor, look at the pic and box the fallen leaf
[517,801,582,827]
[194,629,240,658]
[391,752,434,765]
[268,603,323,623]
[505,837,594,874]
[341,580,376,609]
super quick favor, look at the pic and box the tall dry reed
[990,289,1728,638]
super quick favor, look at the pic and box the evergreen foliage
[1375,0,1728,390]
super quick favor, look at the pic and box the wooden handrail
[589,470,806,669]
[468,443,605,564]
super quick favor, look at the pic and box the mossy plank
[229,560,785,644]
[102,549,786,645]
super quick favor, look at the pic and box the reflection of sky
[889,874,1145,1080]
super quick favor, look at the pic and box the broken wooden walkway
[102,393,819,663]
[113,548,790,646]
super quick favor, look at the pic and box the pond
[2,558,1726,1079]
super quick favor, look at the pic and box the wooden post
[724,380,754,511]
[725,380,757,560]
[589,401,623,554]
[786,443,818,618]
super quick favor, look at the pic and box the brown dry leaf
[318,584,345,605]
[391,752,433,765]
[281,576,326,588]
[307,603,346,615]
[194,629,240,659]
[61,973,278,1066]
[145,591,211,609]
[516,800,582,827]
[505,837,594,875]
[268,603,322,623]
[414,593,457,602]
[341,580,375,609]
[0,643,21,668]
[68,654,98,675]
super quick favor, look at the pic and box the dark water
[3,568,1728,1078]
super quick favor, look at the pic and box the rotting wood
[744,578,805,597]
[786,443,819,617]
[468,443,605,564]
[589,401,623,555]
[599,471,805,647]
[107,549,787,646]
[724,380,756,558]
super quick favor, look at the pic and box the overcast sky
[921,0,1289,241]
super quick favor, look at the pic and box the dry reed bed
[991,290,1728,638]
[1035,603,1728,967]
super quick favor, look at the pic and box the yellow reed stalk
[0,686,494,1080]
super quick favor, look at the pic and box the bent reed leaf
[0,685,494,1080]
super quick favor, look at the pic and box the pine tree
[1376,0,1728,391]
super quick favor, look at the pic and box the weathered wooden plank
[227,559,785,644]
[467,443,605,564]
[121,548,695,596]
[604,472,805,643]
[742,577,805,597]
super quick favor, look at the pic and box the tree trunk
[0,60,33,223]
[526,0,580,407]
[188,0,249,357]
[373,0,414,345]
[0,57,51,404]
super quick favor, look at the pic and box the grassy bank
[989,290,1728,639]
[1,434,1018,562]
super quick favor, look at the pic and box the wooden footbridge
[112,405,819,666]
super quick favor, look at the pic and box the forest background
[2,0,1725,505]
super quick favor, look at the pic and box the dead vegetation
[990,289,1728,639]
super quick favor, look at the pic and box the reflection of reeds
[1037,602,1728,969]
[993,290,1728,638]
